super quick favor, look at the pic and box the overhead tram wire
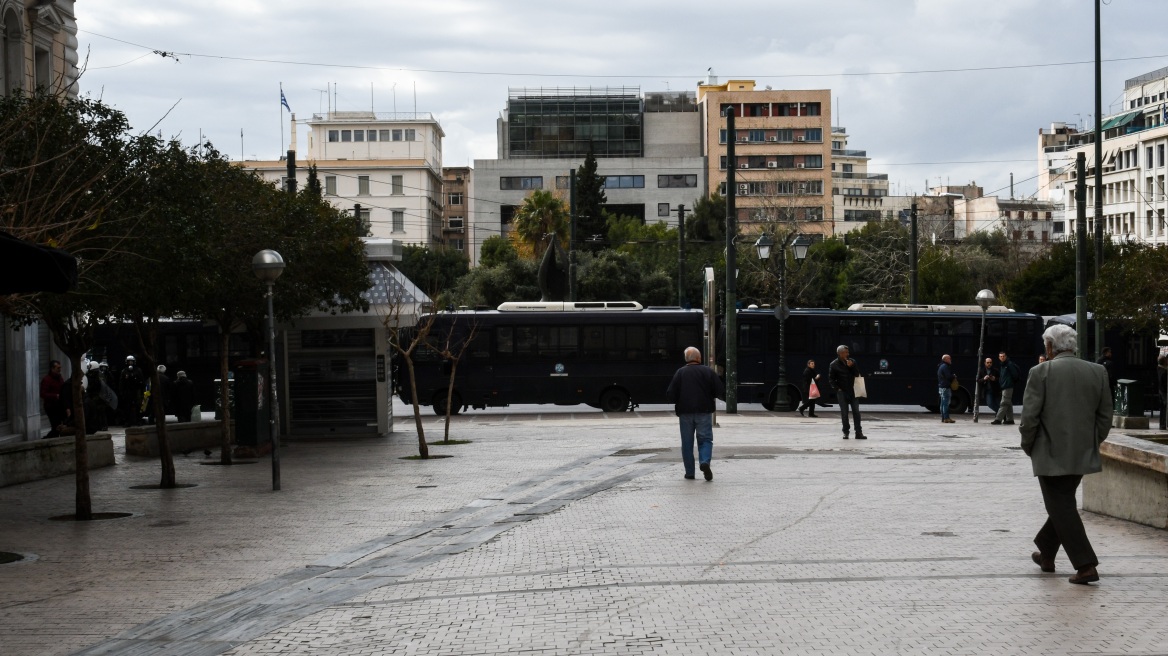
[79,29,1168,80]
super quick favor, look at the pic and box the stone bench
[0,433,115,488]
[125,421,233,457]
[1083,433,1168,529]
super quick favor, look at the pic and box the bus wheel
[764,385,801,412]
[431,391,463,416]
[950,387,971,415]
[599,388,630,413]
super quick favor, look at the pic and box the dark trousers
[1034,475,1098,570]
[836,390,862,435]
[797,390,818,415]
[44,407,65,438]
[1159,394,1166,430]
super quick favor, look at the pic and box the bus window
[785,317,807,352]
[626,326,648,361]
[812,327,835,358]
[496,326,514,357]
[468,333,490,360]
[604,326,626,360]
[515,327,538,357]
[583,326,604,359]
[649,326,674,360]
[677,325,700,353]
[739,323,765,354]
[560,326,579,359]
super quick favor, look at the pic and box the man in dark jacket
[174,371,196,423]
[828,345,865,439]
[978,357,1000,413]
[1020,324,1112,585]
[119,355,145,427]
[937,354,957,423]
[665,346,724,481]
[39,360,65,438]
[992,351,1021,425]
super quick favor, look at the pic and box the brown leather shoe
[1031,551,1055,573]
[1069,566,1099,584]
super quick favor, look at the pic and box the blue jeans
[678,413,714,477]
[938,387,952,420]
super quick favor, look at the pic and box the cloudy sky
[77,0,1166,200]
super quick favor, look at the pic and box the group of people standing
[39,355,198,437]
[666,323,1114,586]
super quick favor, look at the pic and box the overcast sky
[76,0,1166,201]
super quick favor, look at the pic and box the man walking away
[174,371,196,423]
[829,345,865,439]
[666,347,725,481]
[1096,346,1117,400]
[39,360,65,438]
[992,351,1021,425]
[1020,324,1112,585]
[937,354,956,423]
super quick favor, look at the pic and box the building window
[775,155,794,169]
[405,129,416,141]
[500,176,543,190]
[391,175,403,195]
[325,176,337,196]
[448,192,463,205]
[358,176,370,195]
[556,175,570,189]
[718,129,727,144]
[869,189,887,197]
[844,188,862,196]
[804,128,822,142]
[354,129,365,142]
[748,129,765,142]
[719,156,728,170]
[368,130,378,142]
[328,130,339,142]
[804,181,824,195]
[379,129,391,141]
[392,210,405,233]
[1160,144,1165,167]
[657,203,670,217]
[341,130,352,142]
[447,217,464,229]
[450,238,464,250]
[392,129,403,141]
[842,164,854,173]
[1053,221,1065,234]
[774,129,793,142]
[803,155,823,168]
[658,174,697,188]
[602,175,644,189]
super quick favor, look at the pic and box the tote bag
[853,376,867,398]
[808,380,821,400]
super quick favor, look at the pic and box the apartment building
[248,111,445,247]
[697,79,832,237]
[441,167,473,257]
[1057,66,1168,246]
[831,125,893,234]
[472,87,707,266]
[1,0,81,443]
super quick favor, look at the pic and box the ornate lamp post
[756,233,811,411]
[973,288,996,423]
[252,249,285,491]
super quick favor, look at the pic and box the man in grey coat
[1019,324,1113,585]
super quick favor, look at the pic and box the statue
[537,234,569,302]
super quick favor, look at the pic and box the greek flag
[281,90,291,112]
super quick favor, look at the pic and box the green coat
[1019,351,1113,476]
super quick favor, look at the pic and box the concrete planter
[1083,433,1168,529]
[125,421,233,457]
[0,434,115,487]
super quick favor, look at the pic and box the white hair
[836,344,848,355]
[684,346,702,363]
[1043,324,1078,355]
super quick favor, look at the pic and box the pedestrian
[147,364,172,423]
[1157,355,1167,431]
[1020,323,1112,585]
[979,356,1000,413]
[937,354,957,423]
[39,360,66,438]
[797,359,821,418]
[992,351,1021,425]
[1037,355,1046,364]
[665,346,725,481]
[174,371,196,423]
[1096,346,1117,398]
[828,345,865,439]
[84,361,107,433]
[118,355,145,427]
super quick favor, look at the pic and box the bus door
[493,325,553,404]
[737,320,769,403]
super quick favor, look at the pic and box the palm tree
[513,189,568,258]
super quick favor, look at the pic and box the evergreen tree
[575,148,607,250]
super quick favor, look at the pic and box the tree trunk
[218,329,233,464]
[135,318,176,487]
[68,353,92,520]
[443,360,459,443]
[403,355,427,458]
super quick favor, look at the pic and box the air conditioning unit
[737,137,748,142]
[796,163,806,168]
[796,136,806,142]
[738,184,750,195]
[740,163,749,169]
[767,136,777,142]
[767,161,778,168]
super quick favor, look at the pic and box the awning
[1100,111,1139,131]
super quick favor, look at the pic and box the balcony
[833,172,888,181]
[832,149,868,157]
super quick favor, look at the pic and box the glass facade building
[506,87,643,159]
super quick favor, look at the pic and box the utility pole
[1093,0,1104,359]
[569,170,577,302]
[1076,152,1088,358]
[909,200,919,304]
[725,106,738,413]
[676,204,686,307]
[285,150,296,194]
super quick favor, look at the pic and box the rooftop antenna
[314,88,328,114]
[392,82,397,115]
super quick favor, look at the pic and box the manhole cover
[129,484,199,490]
[0,552,24,564]
[147,520,189,528]
[49,512,134,522]
[613,448,670,457]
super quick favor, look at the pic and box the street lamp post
[756,233,811,411]
[252,249,285,491]
[973,288,996,423]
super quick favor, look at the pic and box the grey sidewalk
[1,407,1166,655]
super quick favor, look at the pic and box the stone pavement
[1,403,1167,655]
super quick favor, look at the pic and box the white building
[1057,66,1168,245]
[249,111,445,247]
[472,88,707,266]
[830,125,893,234]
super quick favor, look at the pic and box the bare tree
[382,299,437,458]
[430,316,479,443]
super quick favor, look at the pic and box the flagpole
[280,82,285,155]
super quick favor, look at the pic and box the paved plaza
[1,402,1167,655]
